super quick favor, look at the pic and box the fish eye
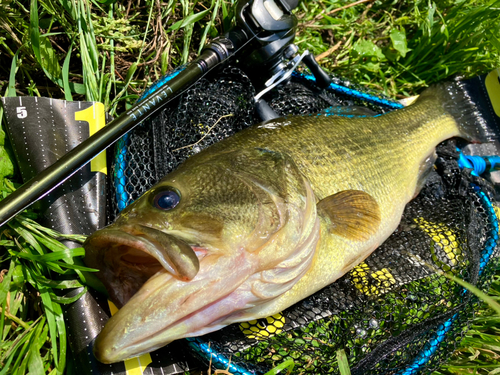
[152,188,181,210]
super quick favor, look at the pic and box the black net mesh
[108,66,392,218]
[109,66,257,217]
[109,66,500,374]
[267,74,391,116]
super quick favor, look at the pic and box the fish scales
[183,93,461,318]
[84,82,488,363]
[192,95,456,203]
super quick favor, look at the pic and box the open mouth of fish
[85,224,203,308]
[84,224,254,363]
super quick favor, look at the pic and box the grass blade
[76,0,99,101]
[198,0,220,54]
[337,349,352,375]
[442,271,500,316]
[0,316,42,375]
[62,40,74,101]
[0,260,14,305]
[29,0,62,87]
[27,320,46,375]
[167,1,215,33]
[9,222,45,255]
[53,301,66,374]
[7,51,19,98]
[39,287,58,367]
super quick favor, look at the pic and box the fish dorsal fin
[318,190,381,241]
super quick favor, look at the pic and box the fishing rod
[0,0,300,227]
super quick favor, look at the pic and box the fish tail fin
[418,78,496,143]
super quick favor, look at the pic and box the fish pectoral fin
[318,190,381,242]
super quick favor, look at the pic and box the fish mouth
[84,225,254,364]
[84,224,201,308]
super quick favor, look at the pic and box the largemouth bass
[84,81,490,363]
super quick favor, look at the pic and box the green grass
[296,0,500,97]
[433,274,500,374]
[1,0,500,374]
[0,213,94,375]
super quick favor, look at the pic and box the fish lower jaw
[94,290,247,363]
[94,322,180,364]
[94,257,259,363]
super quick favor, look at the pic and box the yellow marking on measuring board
[75,102,107,174]
[108,301,152,374]
[485,68,500,118]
